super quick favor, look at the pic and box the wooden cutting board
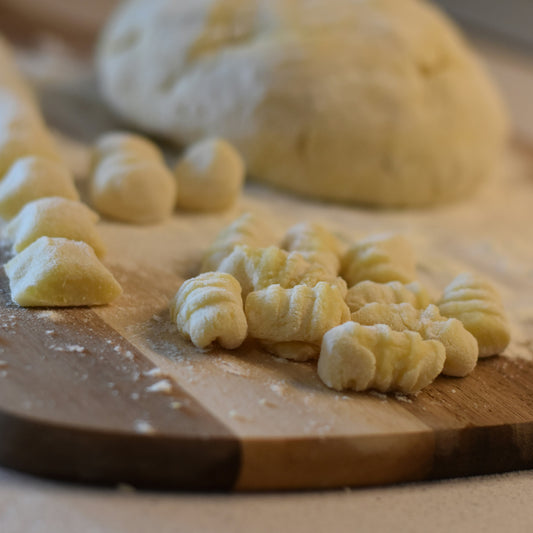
[1,139,533,490]
[0,27,533,489]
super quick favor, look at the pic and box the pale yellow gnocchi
[169,272,247,350]
[438,273,510,357]
[201,212,278,272]
[5,196,106,258]
[0,156,79,220]
[352,303,478,377]
[345,280,432,313]
[245,282,350,361]
[280,222,343,275]
[318,322,445,393]
[218,244,347,298]
[340,233,416,287]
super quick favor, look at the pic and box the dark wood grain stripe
[0,243,240,489]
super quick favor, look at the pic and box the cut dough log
[0,156,79,220]
[5,196,106,258]
[4,236,122,307]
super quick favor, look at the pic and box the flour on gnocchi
[438,273,510,357]
[318,322,445,393]
[0,156,79,220]
[4,237,122,307]
[5,196,106,258]
[245,282,350,361]
[170,272,247,350]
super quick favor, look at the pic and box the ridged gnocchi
[340,233,416,287]
[0,156,79,220]
[352,303,478,377]
[90,132,176,224]
[169,272,247,350]
[218,244,347,298]
[245,282,350,361]
[438,273,510,357]
[201,212,277,272]
[280,222,343,275]
[318,322,445,393]
[345,280,432,313]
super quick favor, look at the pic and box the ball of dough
[90,152,176,224]
[0,155,79,220]
[97,0,507,207]
[5,196,106,258]
[174,138,244,211]
[4,236,122,307]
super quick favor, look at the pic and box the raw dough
[97,0,507,206]
[175,138,245,211]
[318,322,446,393]
[4,236,122,307]
[0,155,79,220]
[5,196,106,258]
[90,150,176,224]
[169,271,247,349]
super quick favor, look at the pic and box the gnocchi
[218,244,347,298]
[245,282,350,361]
[352,303,478,377]
[175,138,245,211]
[90,144,176,224]
[5,196,106,258]
[280,222,343,275]
[201,212,278,272]
[438,273,510,357]
[169,272,247,349]
[318,322,445,393]
[345,280,432,313]
[4,237,122,307]
[340,233,416,287]
[0,156,79,220]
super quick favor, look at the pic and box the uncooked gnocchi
[5,197,106,258]
[280,222,343,275]
[438,273,510,357]
[201,212,278,272]
[345,280,432,313]
[175,138,245,211]
[169,272,247,349]
[91,151,176,224]
[245,282,350,361]
[4,237,122,307]
[340,233,416,287]
[352,303,478,377]
[218,244,347,298]
[0,156,79,220]
[318,322,445,393]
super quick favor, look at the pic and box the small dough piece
[4,237,122,307]
[345,280,432,313]
[5,197,106,258]
[352,303,478,377]
[438,272,510,357]
[341,234,416,287]
[169,271,247,349]
[280,222,343,275]
[261,341,320,362]
[218,244,347,298]
[90,151,176,224]
[175,138,245,211]
[318,322,445,393]
[92,131,164,168]
[0,156,79,220]
[201,212,278,272]
[245,282,350,361]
